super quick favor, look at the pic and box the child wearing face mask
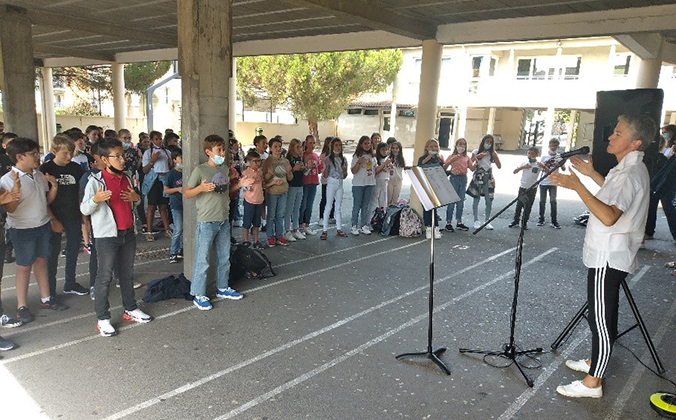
[418,138,444,239]
[508,146,544,229]
[443,138,475,232]
[468,134,502,230]
[387,141,406,206]
[537,139,562,229]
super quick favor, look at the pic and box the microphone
[558,146,590,160]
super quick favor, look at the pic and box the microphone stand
[459,155,568,387]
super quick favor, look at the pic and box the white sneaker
[565,359,591,374]
[485,223,494,230]
[318,218,324,226]
[425,227,432,239]
[473,220,481,229]
[97,319,117,337]
[293,230,306,240]
[304,226,317,236]
[556,380,602,398]
[434,227,442,239]
[284,231,297,242]
[329,218,336,224]
[122,308,153,323]
[361,225,372,235]
[351,225,360,236]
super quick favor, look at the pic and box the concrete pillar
[566,110,577,151]
[411,39,442,214]
[229,57,237,135]
[486,107,497,135]
[636,38,663,89]
[40,67,57,149]
[112,63,127,130]
[178,0,232,276]
[0,6,38,141]
[543,106,555,145]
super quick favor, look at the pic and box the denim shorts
[242,200,263,229]
[9,222,52,267]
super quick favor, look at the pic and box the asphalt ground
[0,151,674,420]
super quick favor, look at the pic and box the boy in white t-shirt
[538,139,563,228]
[508,147,544,229]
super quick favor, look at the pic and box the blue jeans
[265,192,287,239]
[472,180,493,222]
[191,221,231,297]
[299,184,317,224]
[446,174,467,223]
[285,186,304,231]
[170,209,183,255]
[351,185,375,227]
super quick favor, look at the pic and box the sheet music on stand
[406,165,461,211]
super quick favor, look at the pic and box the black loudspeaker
[593,89,663,177]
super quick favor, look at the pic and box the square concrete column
[0,6,38,141]
[178,0,232,276]
[112,63,127,130]
[635,37,663,89]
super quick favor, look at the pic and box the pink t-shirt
[448,154,472,175]
[239,167,264,204]
[302,151,321,185]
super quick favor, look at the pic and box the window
[441,57,451,74]
[517,59,532,80]
[614,54,631,76]
[347,108,362,115]
[516,56,581,80]
[471,56,483,78]
[364,109,379,116]
[562,56,581,80]
[489,57,497,77]
[383,117,390,132]
[399,110,415,117]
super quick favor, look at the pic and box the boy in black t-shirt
[40,135,88,296]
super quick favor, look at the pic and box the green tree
[124,61,173,94]
[237,50,403,138]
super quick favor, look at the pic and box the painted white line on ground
[275,235,392,268]
[0,364,51,420]
[604,287,676,420]
[100,245,522,420]
[1,239,427,364]
[497,265,651,420]
[210,248,558,420]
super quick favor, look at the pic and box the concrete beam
[436,4,676,45]
[34,44,114,62]
[285,0,436,40]
[28,9,176,46]
[614,33,663,60]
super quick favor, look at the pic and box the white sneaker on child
[97,319,117,337]
[304,226,317,236]
[293,230,306,240]
[284,231,297,242]
[351,225,360,236]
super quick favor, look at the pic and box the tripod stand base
[396,347,451,375]
[459,345,543,387]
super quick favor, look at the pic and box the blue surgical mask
[429,151,438,155]
[663,133,672,142]
[176,163,184,170]
[484,143,492,150]
[212,155,225,165]
[122,142,132,149]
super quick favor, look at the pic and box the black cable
[615,339,676,390]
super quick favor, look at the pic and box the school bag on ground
[370,207,387,233]
[381,205,403,236]
[142,274,193,303]
[398,206,423,238]
[231,245,276,281]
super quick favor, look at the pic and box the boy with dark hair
[253,135,269,160]
[81,138,152,337]
[1,138,67,324]
[184,135,243,311]
[40,135,88,296]
[508,146,544,229]
[538,139,563,229]
[163,148,184,263]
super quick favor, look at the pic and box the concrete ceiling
[4,0,676,66]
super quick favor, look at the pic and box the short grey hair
[618,114,657,151]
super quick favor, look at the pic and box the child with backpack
[320,137,348,240]
[239,151,265,249]
[350,135,377,236]
[387,141,406,206]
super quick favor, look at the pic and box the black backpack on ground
[381,205,404,236]
[370,207,387,233]
[230,245,276,281]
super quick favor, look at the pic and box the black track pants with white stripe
[586,265,627,378]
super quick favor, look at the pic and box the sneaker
[64,283,89,296]
[426,227,432,239]
[508,221,519,228]
[254,241,265,250]
[169,254,179,264]
[434,227,442,239]
[329,218,336,224]
[318,218,324,226]
[565,359,591,374]
[551,222,561,229]
[122,308,153,323]
[0,336,16,351]
[4,254,15,263]
[536,220,545,227]
[133,281,143,289]
[361,225,372,235]
[473,220,482,229]
[304,226,317,236]
[276,236,290,246]
[0,313,22,328]
[39,297,68,311]
[90,286,95,301]
[293,230,306,240]
[241,241,251,248]
[267,237,276,248]
[485,223,494,230]
[96,319,117,337]
[350,226,360,236]
[456,223,469,231]
[556,380,602,399]
[178,249,184,258]
[141,226,160,235]
[230,237,238,245]
[445,223,455,233]
[16,306,34,324]
[83,244,92,255]
[216,287,244,300]
[260,224,267,233]
[283,231,297,242]
[193,296,213,310]
[60,248,67,257]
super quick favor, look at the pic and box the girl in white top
[320,138,348,240]
[468,134,501,230]
[369,142,392,215]
[350,135,377,236]
[387,141,406,206]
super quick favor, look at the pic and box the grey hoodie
[80,171,138,239]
